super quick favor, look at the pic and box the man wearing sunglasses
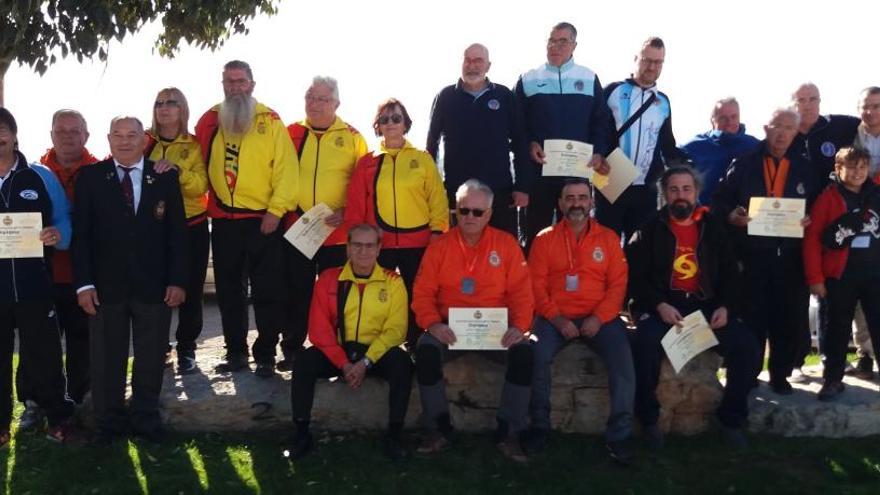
[427,43,531,239]
[515,22,613,251]
[411,179,534,464]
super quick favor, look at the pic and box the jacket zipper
[3,170,20,302]
[391,155,399,247]
[354,284,365,342]
[313,134,323,208]
[634,85,644,170]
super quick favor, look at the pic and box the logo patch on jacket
[154,200,166,220]
[592,247,604,262]
[796,182,805,195]
[19,189,38,200]
[574,80,584,92]
[409,159,419,169]
[487,99,500,110]
[181,149,189,160]
[378,288,388,302]
[257,122,266,134]
[488,250,501,267]
[335,136,345,148]
[820,141,836,157]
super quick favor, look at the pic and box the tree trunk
[0,58,9,107]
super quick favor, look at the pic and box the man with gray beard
[195,60,299,375]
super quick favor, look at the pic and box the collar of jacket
[455,78,496,93]
[544,57,576,73]
[339,261,389,284]
[147,130,196,145]
[299,116,350,133]
[379,139,416,154]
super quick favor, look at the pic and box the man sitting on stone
[286,224,412,461]
[626,166,758,449]
[527,178,635,463]
[412,179,534,464]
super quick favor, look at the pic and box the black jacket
[790,114,860,185]
[72,158,188,304]
[625,207,741,316]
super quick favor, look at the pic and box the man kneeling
[287,224,412,460]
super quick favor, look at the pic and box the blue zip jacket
[682,125,761,205]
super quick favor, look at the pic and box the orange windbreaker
[528,219,627,323]
[411,226,533,332]
[40,148,98,284]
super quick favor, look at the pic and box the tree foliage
[0,1,279,75]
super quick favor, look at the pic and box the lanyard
[563,221,591,272]
[456,229,491,274]
[763,156,789,197]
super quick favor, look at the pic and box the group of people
[1,19,878,466]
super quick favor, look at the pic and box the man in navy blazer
[72,116,188,443]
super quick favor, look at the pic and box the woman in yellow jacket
[145,87,209,374]
[346,98,449,346]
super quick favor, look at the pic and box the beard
[219,94,256,135]
[669,200,695,220]
[565,206,589,222]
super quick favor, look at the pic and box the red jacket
[804,184,851,285]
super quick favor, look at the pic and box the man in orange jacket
[412,179,534,464]
[527,178,635,463]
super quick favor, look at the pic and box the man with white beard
[195,60,299,375]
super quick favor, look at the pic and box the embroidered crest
[488,250,501,267]
[378,288,388,302]
[257,122,267,134]
[592,247,604,262]
[335,136,344,147]
[409,159,419,169]
[19,189,38,200]
[796,182,805,195]
[181,149,189,160]
[574,80,584,92]
[487,99,500,110]
[820,141,836,157]
[154,200,166,220]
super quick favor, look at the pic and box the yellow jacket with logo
[308,262,408,368]
[195,102,298,218]
[145,132,208,221]
[345,140,449,248]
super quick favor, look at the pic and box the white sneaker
[789,368,809,384]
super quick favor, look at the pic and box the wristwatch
[361,357,372,370]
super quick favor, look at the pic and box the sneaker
[177,353,198,375]
[643,424,665,450]
[789,368,809,384]
[46,422,87,445]
[215,354,249,373]
[276,358,294,372]
[854,356,875,380]
[254,363,276,378]
[817,380,845,402]
[497,435,528,464]
[18,400,45,432]
[0,430,10,449]
[382,434,406,462]
[720,426,748,449]
[771,379,793,395]
[606,438,635,465]
[416,431,451,455]
[282,431,313,460]
[523,428,549,455]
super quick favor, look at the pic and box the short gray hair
[455,178,494,205]
[310,76,339,102]
[711,97,739,118]
[109,115,144,133]
[51,109,88,132]
[768,107,801,128]
[791,82,819,101]
[347,223,383,243]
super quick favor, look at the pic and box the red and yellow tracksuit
[528,219,628,322]
[145,132,208,224]
[285,117,368,245]
[411,227,533,332]
[308,262,408,368]
[345,140,448,248]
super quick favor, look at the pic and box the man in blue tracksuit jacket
[515,21,612,250]
[682,97,761,206]
[599,37,687,242]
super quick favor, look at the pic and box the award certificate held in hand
[448,307,507,351]
[0,212,43,259]
[283,203,336,260]
[542,139,594,179]
[747,197,806,238]
[661,310,719,374]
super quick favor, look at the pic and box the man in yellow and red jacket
[281,76,369,370]
[527,177,635,463]
[195,60,299,376]
[287,224,411,460]
[411,179,534,463]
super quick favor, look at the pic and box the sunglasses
[378,114,404,125]
[458,207,487,217]
[154,99,180,108]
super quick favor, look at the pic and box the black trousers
[17,283,90,404]
[212,218,286,364]
[0,300,73,429]
[90,300,170,435]
[448,188,520,242]
[594,185,657,243]
[175,220,210,353]
[290,346,413,425]
[824,277,880,382]
[282,245,347,359]
[524,178,564,253]
[378,247,425,347]
[743,246,810,384]
[631,306,759,429]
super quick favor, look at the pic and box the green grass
[1,429,878,494]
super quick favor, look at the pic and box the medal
[565,274,579,292]
[461,277,476,295]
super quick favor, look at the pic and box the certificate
[283,203,336,260]
[448,307,507,351]
[593,147,638,204]
[542,139,594,179]
[0,212,43,259]
[661,310,719,374]
[747,197,806,238]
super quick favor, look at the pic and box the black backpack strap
[615,92,657,140]
[336,280,353,344]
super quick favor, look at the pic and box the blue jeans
[530,316,635,442]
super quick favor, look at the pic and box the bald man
[427,43,531,239]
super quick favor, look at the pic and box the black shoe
[276,358,294,372]
[643,424,664,450]
[817,380,845,401]
[771,379,793,395]
[606,438,635,465]
[720,426,748,449]
[215,355,249,373]
[523,428,549,455]
[854,356,875,380]
[177,351,197,375]
[383,435,406,462]
[283,432,313,460]
[254,363,276,378]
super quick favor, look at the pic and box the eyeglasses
[547,38,574,48]
[378,114,404,125]
[306,95,334,105]
[458,207,487,217]
[349,241,379,251]
[154,100,179,108]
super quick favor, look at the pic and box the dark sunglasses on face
[378,114,404,125]
[458,207,486,217]
[154,99,180,108]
